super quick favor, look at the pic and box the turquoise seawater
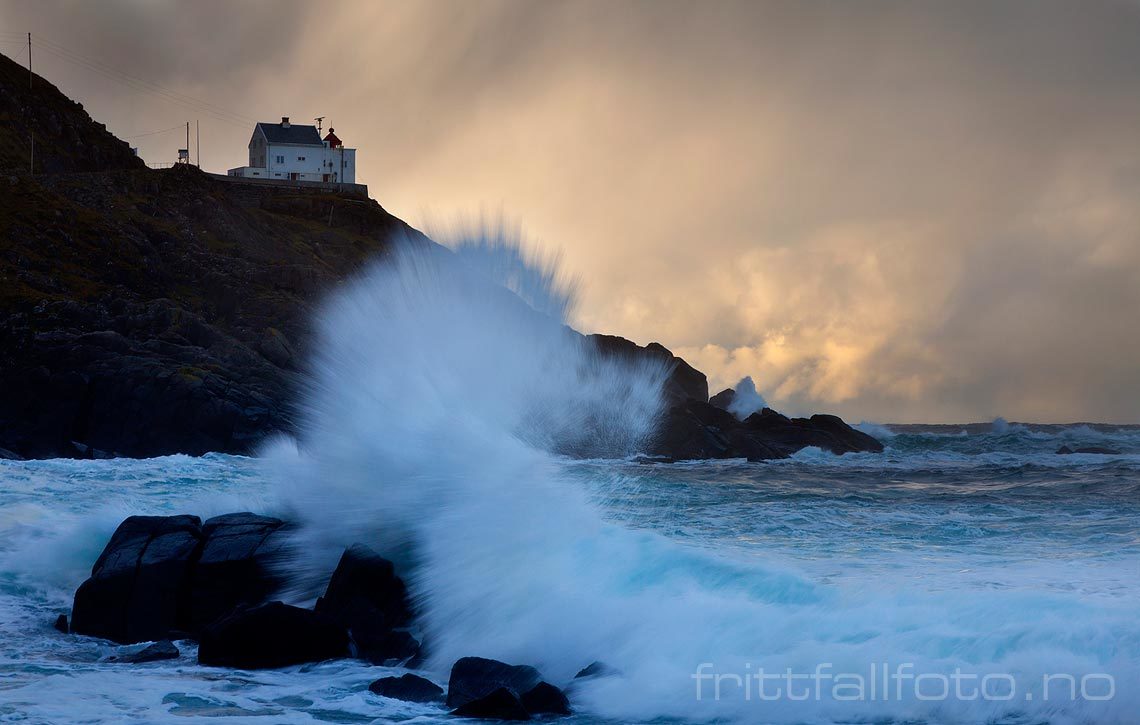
[1,426,1138,724]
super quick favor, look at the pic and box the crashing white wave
[263,229,675,652]
[726,376,768,419]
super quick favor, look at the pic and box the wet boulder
[53,614,69,634]
[368,673,444,703]
[359,629,420,664]
[186,512,289,632]
[451,687,531,720]
[800,414,885,454]
[197,601,349,669]
[521,681,571,715]
[109,639,180,663]
[71,515,202,643]
[446,656,543,709]
[314,543,415,664]
[70,512,295,645]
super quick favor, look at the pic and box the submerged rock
[368,673,444,703]
[110,639,180,663]
[451,687,530,720]
[197,601,349,669]
[71,515,202,644]
[53,614,69,634]
[446,657,543,709]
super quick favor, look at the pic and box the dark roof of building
[255,122,323,146]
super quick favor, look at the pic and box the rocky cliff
[0,52,433,457]
[0,163,431,457]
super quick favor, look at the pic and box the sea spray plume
[264,226,671,615]
[726,376,767,419]
[440,215,578,322]
[264,231,836,721]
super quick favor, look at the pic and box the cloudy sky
[3,0,1139,423]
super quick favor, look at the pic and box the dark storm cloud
[3,0,1139,421]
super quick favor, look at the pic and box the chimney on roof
[281,116,290,128]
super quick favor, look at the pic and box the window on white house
[297,156,306,161]
[275,155,284,164]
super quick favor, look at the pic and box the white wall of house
[261,144,356,183]
[229,126,356,183]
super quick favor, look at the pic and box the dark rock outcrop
[521,681,572,715]
[446,657,543,709]
[650,401,784,461]
[197,601,349,669]
[70,513,291,644]
[588,334,708,405]
[109,639,180,664]
[708,388,736,410]
[648,402,883,461]
[70,515,202,644]
[368,673,445,703]
[745,410,884,456]
[452,687,531,720]
[187,513,289,631]
[53,614,68,634]
[314,543,416,664]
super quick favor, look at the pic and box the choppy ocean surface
[2,425,1138,724]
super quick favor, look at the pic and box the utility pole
[28,32,33,174]
[196,120,200,168]
[185,121,189,164]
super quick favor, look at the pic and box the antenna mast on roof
[314,116,325,133]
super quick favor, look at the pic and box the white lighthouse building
[227,117,356,184]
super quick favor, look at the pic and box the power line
[32,34,255,122]
[27,35,255,128]
[34,47,251,128]
[122,124,187,139]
